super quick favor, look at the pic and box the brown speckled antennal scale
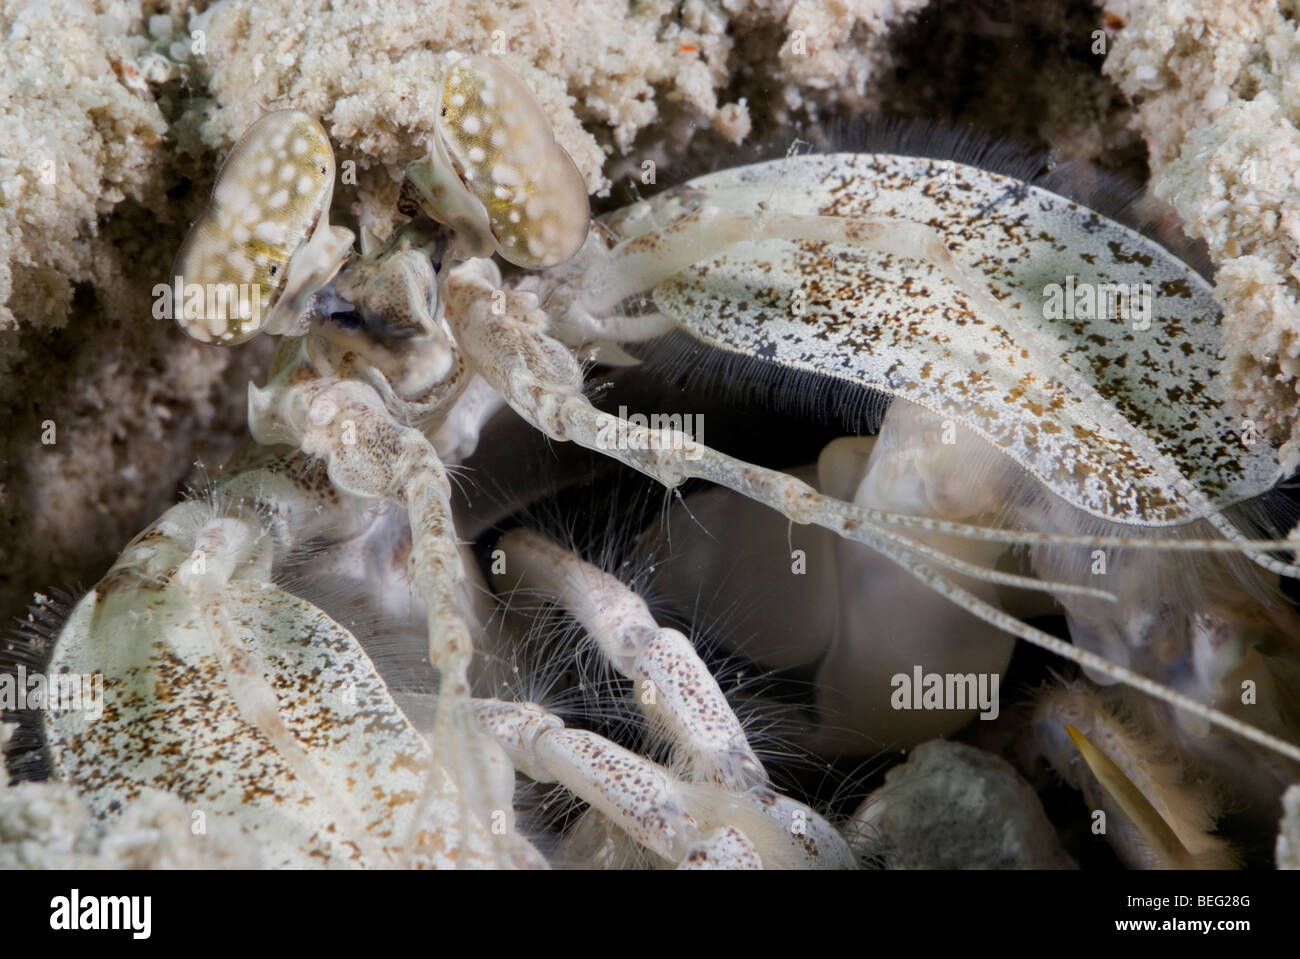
[628,153,1281,528]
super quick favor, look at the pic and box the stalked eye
[403,54,590,270]
[171,110,354,345]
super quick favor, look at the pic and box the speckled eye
[403,55,590,269]
[172,110,354,344]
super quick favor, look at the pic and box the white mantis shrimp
[6,50,1300,868]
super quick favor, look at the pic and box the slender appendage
[472,698,850,868]
[459,292,1133,604]
[843,509,1300,765]
[495,528,766,790]
[460,287,1118,603]
[474,698,705,863]
[1066,725,1194,869]
[455,294,1300,765]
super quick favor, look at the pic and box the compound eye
[425,55,590,269]
[172,110,346,344]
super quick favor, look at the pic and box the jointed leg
[494,528,765,790]
[472,698,851,868]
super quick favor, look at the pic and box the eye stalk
[402,54,591,270]
[172,110,354,345]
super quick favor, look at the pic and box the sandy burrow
[1099,0,1300,473]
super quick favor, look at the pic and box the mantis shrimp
[6,50,1300,868]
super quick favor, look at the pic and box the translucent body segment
[172,111,339,344]
[614,153,1282,526]
[410,55,589,269]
